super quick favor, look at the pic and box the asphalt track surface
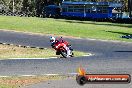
[0,30,132,88]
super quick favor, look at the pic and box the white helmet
[50,36,55,43]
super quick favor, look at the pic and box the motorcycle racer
[50,36,73,57]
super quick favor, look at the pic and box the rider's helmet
[50,36,56,43]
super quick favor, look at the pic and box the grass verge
[0,16,132,42]
[0,75,73,88]
[0,44,88,59]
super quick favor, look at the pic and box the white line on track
[20,75,36,77]
[9,57,58,60]
[0,73,78,78]
[2,43,6,45]
[68,73,78,75]
[1,54,92,60]
[84,38,132,45]
[0,76,10,78]
[43,74,60,76]
[83,53,93,57]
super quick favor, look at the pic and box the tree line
[0,0,129,17]
[0,0,60,16]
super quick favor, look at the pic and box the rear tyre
[60,49,67,58]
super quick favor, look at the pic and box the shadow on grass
[56,19,132,28]
[115,51,132,52]
[106,31,132,35]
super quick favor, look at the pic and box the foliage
[0,0,129,16]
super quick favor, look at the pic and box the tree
[1,0,130,16]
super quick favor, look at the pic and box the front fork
[68,45,73,51]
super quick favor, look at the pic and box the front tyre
[70,51,74,57]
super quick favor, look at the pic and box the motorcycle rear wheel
[60,50,67,58]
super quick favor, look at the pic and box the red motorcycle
[53,40,74,58]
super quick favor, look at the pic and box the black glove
[51,43,55,48]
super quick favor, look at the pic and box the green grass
[0,44,87,59]
[0,85,15,88]
[0,16,132,42]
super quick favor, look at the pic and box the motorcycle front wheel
[70,51,74,57]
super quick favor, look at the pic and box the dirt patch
[0,75,74,88]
